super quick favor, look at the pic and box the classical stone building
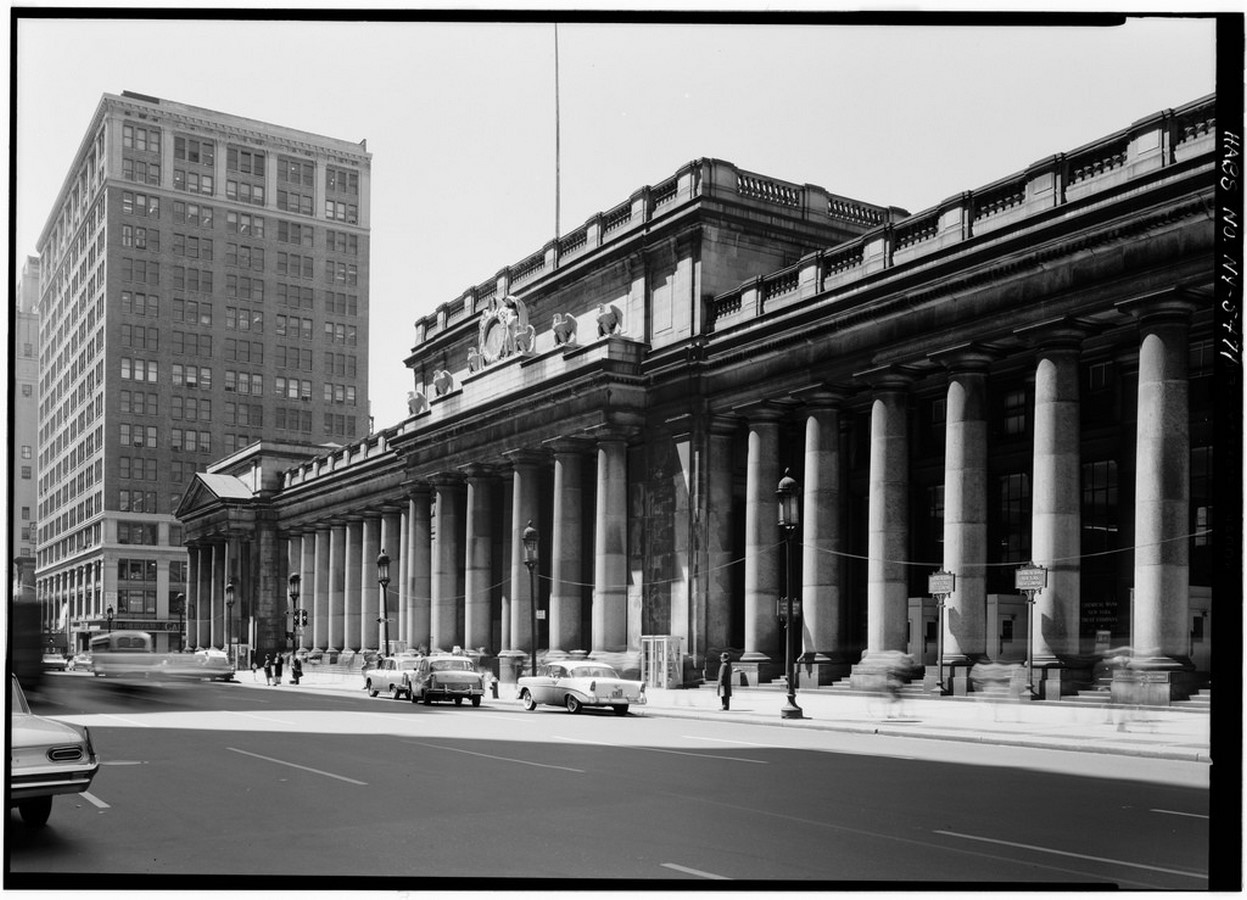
[178,93,1220,705]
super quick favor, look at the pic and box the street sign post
[928,570,956,693]
[1014,563,1048,698]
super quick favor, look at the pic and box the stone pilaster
[461,466,496,655]
[852,366,914,687]
[328,523,346,653]
[930,345,996,694]
[592,433,630,654]
[344,517,362,651]
[506,451,546,656]
[1115,290,1201,702]
[547,439,589,655]
[361,513,382,652]
[791,387,850,685]
[736,402,785,682]
[313,527,330,651]
[406,485,432,652]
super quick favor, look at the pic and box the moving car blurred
[408,655,485,706]
[9,675,99,826]
[363,654,422,699]
[66,652,93,672]
[40,653,68,672]
[518,660,645,715]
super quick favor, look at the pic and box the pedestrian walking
[262,653,273,686]
[273,652,284,685]
[716,652,733,710]
[290,655,303,685]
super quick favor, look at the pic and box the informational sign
[775,598,803,619]
[928,570,956,596]
[1014,564,1048,593]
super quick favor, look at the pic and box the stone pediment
[174,472,255,519]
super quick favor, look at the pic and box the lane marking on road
[554,735,767,764]
[223,710,301,726]
[661,863,730,880]
[226,747,368,785]
[98,713,152,727]
[80,791,109,809]
[1151,808,1209,820]
[684,736,784,748]
[933,830,1207,881]
[403,740,585,773]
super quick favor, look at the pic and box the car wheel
[471,696,481,707]
[367,680,379,698]
[565,694,583,714]
[18,796,52,827]
[521,689,536,711]
[409,687,419,704]
[453,697,463,706]
[613,704,629,716]
[423,692,432,706]
[390,684,402,700]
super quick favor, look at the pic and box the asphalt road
[8,674,1210,889]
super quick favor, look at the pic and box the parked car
[408,655,485,706]
[66,652,92,672]
[40,653,68,672]
[9,675,100,826]
[518,660,646,715]
[363,654,422,699]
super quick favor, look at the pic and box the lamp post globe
[776,469,804,720]
[522,521,539,677]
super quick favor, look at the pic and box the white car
[518,661,646,715]
[407,655,485,706]
[363,654,422,699]
[9,675,100,826]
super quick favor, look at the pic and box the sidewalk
[240,668,1211,763]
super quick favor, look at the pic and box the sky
[11,9,1221,430]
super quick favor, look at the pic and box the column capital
[853,363,920,391]
[543,435,594,456]
[789,383,852,408]
[459,462,501,481]
[427,470,465,488]
[1013,316,1099,350]
[402,479,432,500]
[1115,287,1203,323]
[732,399,796,423]
[707,413,742,438]
[927,341,1005,372]
[502,448,550,469]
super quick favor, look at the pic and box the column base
[1111,665,1199,706]
[734,654,779,686]
[496,650,527,684]
[796,654,852,687]
[923,661,974,696]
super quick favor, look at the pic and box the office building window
[174,136,215,166]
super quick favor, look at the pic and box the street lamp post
[106,605,114,635]
[175,593,186,652]
[522,521,539,677]
[288,573,301,653]
[225,577,236,664]
[376,550,391,658]
[776,469,804,720]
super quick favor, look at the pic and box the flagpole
[554,22,561,239]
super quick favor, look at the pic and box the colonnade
[724,295,1198,692]
[37,561,103,631]
[273,429,633,659]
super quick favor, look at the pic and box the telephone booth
[641,635,682,689]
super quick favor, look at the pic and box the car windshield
[11,677,31,715]
[570,666,619,679]
[429,659,473,672]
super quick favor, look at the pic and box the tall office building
[33,91,371,653]
[13,257,41,611]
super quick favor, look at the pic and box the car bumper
[9,766,98,802]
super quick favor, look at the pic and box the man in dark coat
[716,652,733,710]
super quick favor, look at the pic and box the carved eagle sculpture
[552,312,578,346]
[597,303,623,337]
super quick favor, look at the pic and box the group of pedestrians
[255,652,303,686]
